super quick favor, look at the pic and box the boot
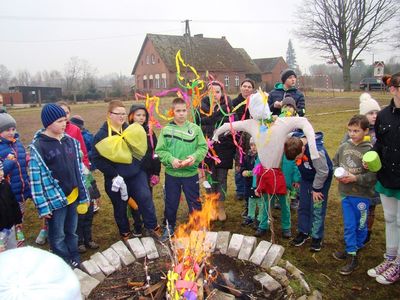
[218,201,227,221]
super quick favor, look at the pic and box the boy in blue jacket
[284,131,333,252]
[29,104,89,268]
[0,112,31,246]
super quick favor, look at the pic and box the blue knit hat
[41,103,66,128]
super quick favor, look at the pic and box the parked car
[359,78,385,91]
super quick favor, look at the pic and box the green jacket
[156,121,208,177]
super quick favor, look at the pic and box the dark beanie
[41,103,66,128]
[281,69,297,83]
[70,115,84,129]
[0,113,17,133]
[282,96,297,110]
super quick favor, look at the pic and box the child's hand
[339,173,357,184]
[254,189,260,197]
[6,154,15,160]
[172,159,182,169]
[150,175,160,186]
[42,213,52,219]
[293,182,300,189]
[312,191,324,202]
[185,155,195,166]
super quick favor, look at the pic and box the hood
[273,82,297,91]
[128,103,149,129]
[0,132,20,144]
[292,130,325,147]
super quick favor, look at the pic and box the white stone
[208,289,236,299]
[226,234,244,257]
[215,231,231,254]
[249,240,272,265]
[102,247,122,270]
[141,237,159,259]
[238,236,257,260]
[127,238,147,259]
[204,231,218,253]
[90,252,116,276]
[74,268,100,298]
[261,244,285,268]
[111,240,136,266]
[253,272,282,298]
[81,259,105,282]
[270,266,289,287]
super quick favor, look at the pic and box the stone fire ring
[75,231,321,299]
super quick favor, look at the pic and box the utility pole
[182,19,192,37]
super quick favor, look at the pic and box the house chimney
[194,34,203,38]
[221,36,226,40]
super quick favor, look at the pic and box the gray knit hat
[282,97,297,110]
[0,112,16,133]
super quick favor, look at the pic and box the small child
[0,161,22,252]
[332,114,376,275]
[156,97,208,241]
[284,131,333,252]
[29,103,90,267]
[128,104,161,237]
[0,112,31,246]
[241,138,263,228]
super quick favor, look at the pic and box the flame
[173,193,219,264]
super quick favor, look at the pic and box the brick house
[131,33,261,95]
[253,57,289,91]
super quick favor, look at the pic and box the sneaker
[282,229,292,239]
[121,232,132,241]
[291,232,310,247]
[367,258,395,278]
[132,227,143,237]
[332,251,347,261]
[241,208,248,219]
[35,228,48,245]
[78,244,87,253]
[93,201,100,213]
[376,263,400,284]
[255,228,267,237]
[340,255,358,275]
[159,226,174,243]
[70,260,80,269]
[86,241,99,249]
[241,217,254,226]
[310,238,322,252]
[253,220,260,230]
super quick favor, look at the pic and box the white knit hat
[359,93,380,115]
[0,247,81,300]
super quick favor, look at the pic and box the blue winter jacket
[0,134,31,202]
[268,83,305,116]
[29,130,89,217]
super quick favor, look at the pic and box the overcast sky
[0,0,395,76]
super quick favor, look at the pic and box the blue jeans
[342,196,369,253]
[105,170,157,235]
[164,174,201,229]
[47,201,79,264]
[235,171,246,198]
[298,177,332,239]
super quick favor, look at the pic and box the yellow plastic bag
[95,122,147,164]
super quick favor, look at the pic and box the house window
[151,54,156,64]
[161,73,167,88]
[224,75,230,87]
[146,55,150,65]
[235,75,240,87]
[149,75,154,89]
[155,74,160,89]
[143,75,147,89]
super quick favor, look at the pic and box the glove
[120,181,128,201]
[112,175,124,192]
[150,175,160,186]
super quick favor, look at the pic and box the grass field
[10,91,400,299]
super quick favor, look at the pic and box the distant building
[131,33,261,94]
[8,86,62,104]
[253,57,289,91]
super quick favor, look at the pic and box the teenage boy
[156,97,208,242]
[29,103,89,268]
[332,115,376,275]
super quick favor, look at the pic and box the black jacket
[232,93,250,120]
[128,104,161,177]
[373,99,400,189]
[195,95,236,169]
[0,181,22,230]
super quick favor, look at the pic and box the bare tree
[12,70,31,86]
[296,0,397,90]
[64,56,82,94]
[0,65,12,91]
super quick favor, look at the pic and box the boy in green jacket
[156,97,208,242]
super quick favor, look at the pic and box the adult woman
[195,82,236,221]
[92,100,159,240]
[367,72,400,284]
